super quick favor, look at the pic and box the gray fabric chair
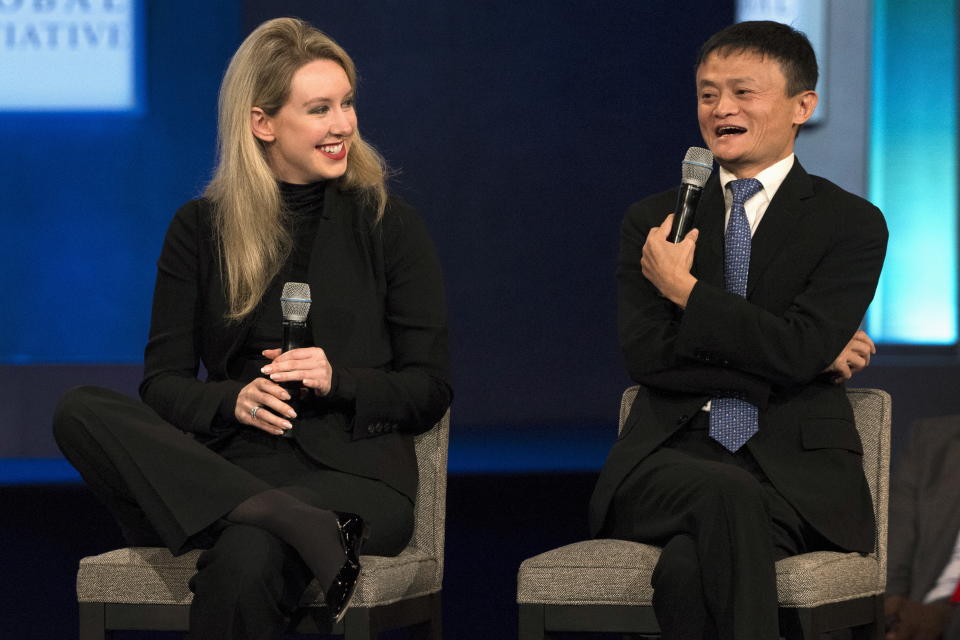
[517,387,891,640]
[76,410,449,640]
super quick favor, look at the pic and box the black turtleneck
[280,180,326,284]
[237,181,326,373]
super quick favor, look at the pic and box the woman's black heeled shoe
[336,511,366,565]
[326,511,368,624]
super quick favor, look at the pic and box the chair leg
[784,609,819,640]
[343,606,375,640]
[428,592,442,640]
[518,603,546,640]
[851,595,884,640]
[79,602,108,640]
[408,593,443,640]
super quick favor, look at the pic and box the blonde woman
[54,17,450,638]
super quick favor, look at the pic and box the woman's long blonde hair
[204,17,387,319]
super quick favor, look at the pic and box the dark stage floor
[1,472,605,640]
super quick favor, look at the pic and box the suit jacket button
[677,414,688,424]
[367,425,375,433]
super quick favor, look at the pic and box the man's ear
[793,90,819,126]
[251,107,275,143]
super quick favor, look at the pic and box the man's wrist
[668,275,698,309]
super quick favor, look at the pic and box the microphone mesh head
[681,146,714,187]
[281,282,311,322]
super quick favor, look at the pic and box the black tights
[226,487,343,589]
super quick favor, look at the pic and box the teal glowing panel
[868,0,958,345]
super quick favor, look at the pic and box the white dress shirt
[718,153,795,237]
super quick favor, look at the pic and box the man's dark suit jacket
[138,182,452,503]
[589,160,888,553]
[888,415,960,602]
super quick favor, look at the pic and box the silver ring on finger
[250,406,261,420]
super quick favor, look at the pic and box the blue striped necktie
[709,178,763,452]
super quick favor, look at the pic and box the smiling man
[588,21,888,640]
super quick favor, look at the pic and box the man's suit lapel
[692,175,725,286]
[746,161,815,296]
[693,160,815,297]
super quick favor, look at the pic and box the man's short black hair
[697,20,818,96]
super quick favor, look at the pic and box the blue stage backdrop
[17,2,956,474]
[1,1,241,363]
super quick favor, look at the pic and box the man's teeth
[718,126,746,136]
[319,143,343,153]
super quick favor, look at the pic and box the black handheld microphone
[667,147,714,243]
[279,282,311,437]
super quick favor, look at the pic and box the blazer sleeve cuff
[210,381,244,434]
[326,367,358,404]
[320,367,381,439]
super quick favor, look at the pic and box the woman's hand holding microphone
[234,347,333,435]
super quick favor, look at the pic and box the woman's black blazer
[139,182,451,501]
